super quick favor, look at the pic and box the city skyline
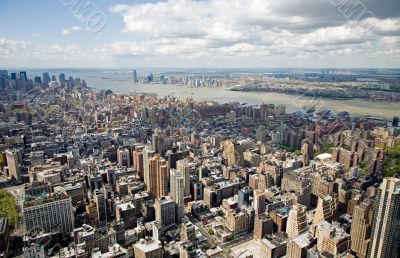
[0,0,400,68]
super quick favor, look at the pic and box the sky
[0,0,400,69]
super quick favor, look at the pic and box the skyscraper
[133,70,138,82]
[152,129,165,156]
[350,200,374,258]
[170,169,184,223]
[253,189,266,215]
[19,71,27,82]
[42,72,51,84]
[176,159,190,197]
[143,146,155,189]
[238,186,251,208]
[5,149,21,182]
[94,189,107,228]
[392,116,399,127]
[59,73,66,84]
[23,192,74,236]
[367,178,400,258]
[148,155,168,198]
[155,196,175,227]
[10,73,17,80]
[286,204,307,238]
[117,148,131,167]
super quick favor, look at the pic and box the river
[25,69,400,118]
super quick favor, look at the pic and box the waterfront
[24,69,400,118]
[90,79,399,118]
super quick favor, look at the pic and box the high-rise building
[42,72,51,84]
[155,196,175,227]
[133,70,138,82]
[301,139,314,162]
[10,72,17,80]
[23,192,74,236]
[238,186,251,208]
[133,149,144,180]
[0,70,7,88]
[180,221,196,243]
[350,200,374,258]
[286,204,307,238]
[33,76,41,84]
[115,202,136,230]
[133,237,163,258]
[312,195,338,226]
[170,169,185,223]
[152,129,165,156]
[223,140,244,167]
[19,71,27,82]
[176,159,191,197]
[148,155,168,198]
[367,178,400,258]
[58,73,66,84]
[392,116,399,127]
[254,213,273,240]
[117,148,131,167]
[5,149,21,182]
[315,220,350,257]
[143,146,155,189]
[94,189,107,228]
[253,189,266,215]
[226,209,249,236]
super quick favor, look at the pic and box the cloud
[104,0,400,67]
[2,0,400,68]
[61,26,82,35]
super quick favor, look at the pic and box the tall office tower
[94,189,107,228]
[111,220,125,246]
[301,139,314,161]
[167,147,188,169]
[133,237,163,258]
[312,195,338,226]
[367,178,400,258]
[133,149,144,180]
[143,146,155,188]
[286,204,307,238]
[170,169,185,223]
[115,202,136,229]
[176,159,190,197]
[198,165,209,180]
[223,140,244,167]
[254,213,273,240]
[51,75,57,82]
[350,200,374,258]
[152,129,165,156]
[155,196,175,227]
[117,148,131,167]
[253,189,266,215]
[392,116,399,127]
[58,72,66,84]
[10,72,17,80]
[33,76,41,84]
[42,72,51,84]
[148,155,168,198]
[238,186,251,208]
[0,70,8,78]
[5,149,21,182]
[133,70,138,82]
[23,192,74,236]
[19,71,27,82]
[0,70,7,88]
[180,221,196,243]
